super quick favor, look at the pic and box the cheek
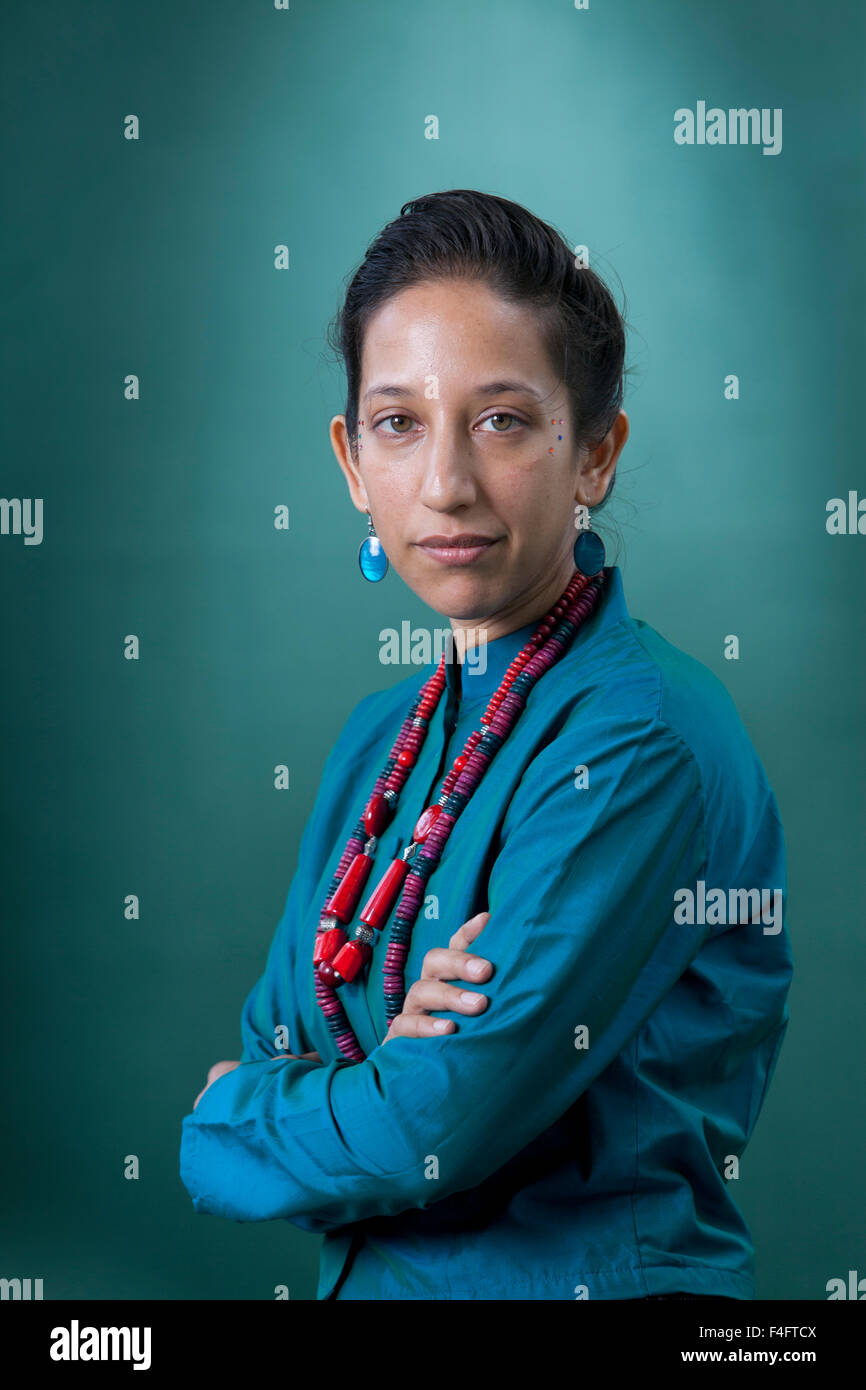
[498,478,576,543]
[494,421,567,483]
[365,477,417,532]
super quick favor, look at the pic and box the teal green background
[2,0,863,1299]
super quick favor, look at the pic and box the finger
[448,910,491,952]
[383,1013,456,1043]
[421,944,493,984]
[401,977,489,1017]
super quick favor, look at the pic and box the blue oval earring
[359,510,389,582]
[573,503,605,577]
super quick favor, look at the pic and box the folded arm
[180,710,708,1233]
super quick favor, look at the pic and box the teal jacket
[179,566,792,1299]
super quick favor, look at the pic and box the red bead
[397,749,416,768]
[364,793,391,837]
[317,960,338,985]
[453,754,468,772]
[326,853,374,922]
[313,926,346,964]
[413,804,441,842]
[359,857,410,929]
[331,939,371,984]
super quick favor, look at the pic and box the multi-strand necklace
[313,567,606,1061]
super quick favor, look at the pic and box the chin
[413,569,504,621]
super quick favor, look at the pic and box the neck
[447,551,577,662]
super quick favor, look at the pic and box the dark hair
[327,188,630,511]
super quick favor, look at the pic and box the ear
[330,415,370,512]
[577,410,629,506]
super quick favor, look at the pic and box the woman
[180,189,792,1301]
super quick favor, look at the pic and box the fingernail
[467,959,487,978]
[460,990,483,1005]
[433,1019,451,1031]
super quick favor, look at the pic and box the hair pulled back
[327,189,628,510]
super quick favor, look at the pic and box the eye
[376,414,415,435]
[478,412,522,432]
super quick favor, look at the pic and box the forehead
[360,278,555,383]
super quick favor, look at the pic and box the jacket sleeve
[180,709,711,1233]
[237,875,314,1063]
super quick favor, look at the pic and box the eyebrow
[362,379,546,405]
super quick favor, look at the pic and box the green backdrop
[2,0,863,1300]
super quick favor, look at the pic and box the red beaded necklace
[313,567,606,1061]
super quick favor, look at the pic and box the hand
[382,910,493,1044]
[193,1059,240,1110]
[193,1050,323,1109]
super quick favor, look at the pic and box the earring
[359,510,389,582]
[572,501,605,577]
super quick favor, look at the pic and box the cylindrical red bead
[359,857,410,929]
[331,938,371,984]
[326,853,374,922]
[313,926,346,964]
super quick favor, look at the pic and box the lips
[415,535,502,566]
[416,534,498,547]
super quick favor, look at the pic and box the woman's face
[331,277,627,641]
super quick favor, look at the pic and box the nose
[417,419,478,513]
